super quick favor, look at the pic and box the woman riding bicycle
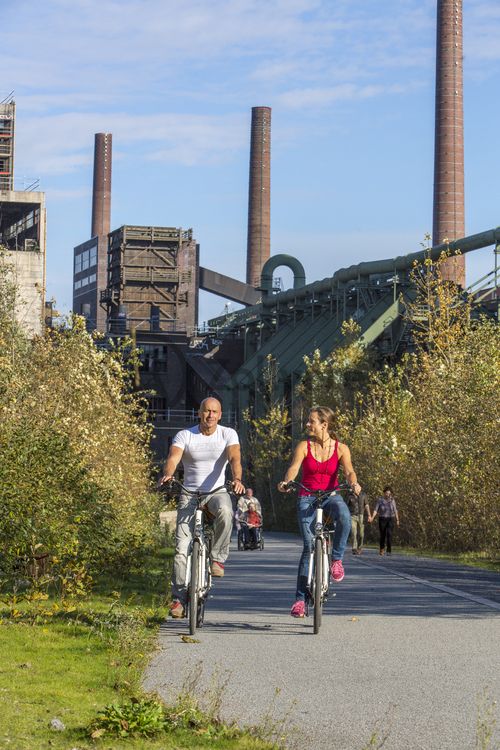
[278,406,362,618]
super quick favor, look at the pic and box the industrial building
[67,0,498,460]
[72,117,264,453]
[101,224,198,334]
[0,96,46,337]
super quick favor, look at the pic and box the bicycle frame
[287,479,350,634]
[185,500,213,599]
[306,500,330,633]
[166,480,230,635]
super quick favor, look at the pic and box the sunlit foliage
[0,249,159,592]
[243,355,292,526]
[298,253,499,553]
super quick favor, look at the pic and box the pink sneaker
[330,559,345,582]
[290,600,306,618]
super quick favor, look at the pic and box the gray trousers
[172,490,233,603]
[350,513,365,550]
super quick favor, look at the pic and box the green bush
[0,424,113,588]
[267,253,500,554]
[0,248,160,593]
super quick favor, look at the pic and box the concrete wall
[7,248,45,336]
[1,189,46,337]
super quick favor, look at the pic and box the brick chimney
[246,107,271,288]
[432,0,465,286]
[91,133,112,238]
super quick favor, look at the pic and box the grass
[0,547,276,750]
[2,541,496,750]
[358,532,500,573]
[389,546,500,573]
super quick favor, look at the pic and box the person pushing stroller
[240,500,263,549]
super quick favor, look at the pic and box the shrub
[0,249,160,591]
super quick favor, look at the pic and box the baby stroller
[236,504,264,550]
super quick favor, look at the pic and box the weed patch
[0,547,276,749]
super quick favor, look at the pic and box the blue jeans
[295,493,351,601]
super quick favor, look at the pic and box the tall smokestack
[246,107,271,288]
[91,132,112,238]
[432,0,465,287]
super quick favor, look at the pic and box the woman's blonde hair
[309,406,337,440]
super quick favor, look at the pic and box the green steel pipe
[262,226,500,307]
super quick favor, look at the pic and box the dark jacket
[347,490,370,516]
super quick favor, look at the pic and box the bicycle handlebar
[161,478,234,499]
[285,479,352,496]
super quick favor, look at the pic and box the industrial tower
[433,0,465,287]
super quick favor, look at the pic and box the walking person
[347,488,371,555]
[278,406,362,618]
[158,397,245,618]
[371,485,399,556]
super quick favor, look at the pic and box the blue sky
[4,0,500,322]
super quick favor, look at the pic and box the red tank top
[299,439,340,496]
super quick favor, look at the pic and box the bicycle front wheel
[189,539,201,635]
[313,537,323,634]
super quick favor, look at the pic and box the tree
[243,355,292,526]
[267,252,500,553]
[296,319,375,421]
[344,254,500,552]
[0,251,159,591]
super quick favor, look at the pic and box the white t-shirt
[172,424,239,491]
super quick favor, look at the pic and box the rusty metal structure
[0,97,15,191]
[433,0,465,286]
[205,229,499,438]
[246,106,271,288]
[101,225,198,334]
[96,223,200,457]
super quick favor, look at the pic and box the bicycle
[285,479,351,634]
[165,479,233,635]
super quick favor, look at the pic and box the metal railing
[149,408,238,426]
[105,317,188,335]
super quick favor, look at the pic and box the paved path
[144,533,500,750]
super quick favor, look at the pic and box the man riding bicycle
[158,397,245,619]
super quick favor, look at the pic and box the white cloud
[277,82,407,109]
[15,111,248,175]
[2,0,440,107]
[465,1,500,63]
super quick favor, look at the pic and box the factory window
[81,249,90,271]
[89,246,97,267]
[74,279,81,290]
[75,254,82,274]
[81,276,89,287]
[140,344,168,373]
[89,273,96,284]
